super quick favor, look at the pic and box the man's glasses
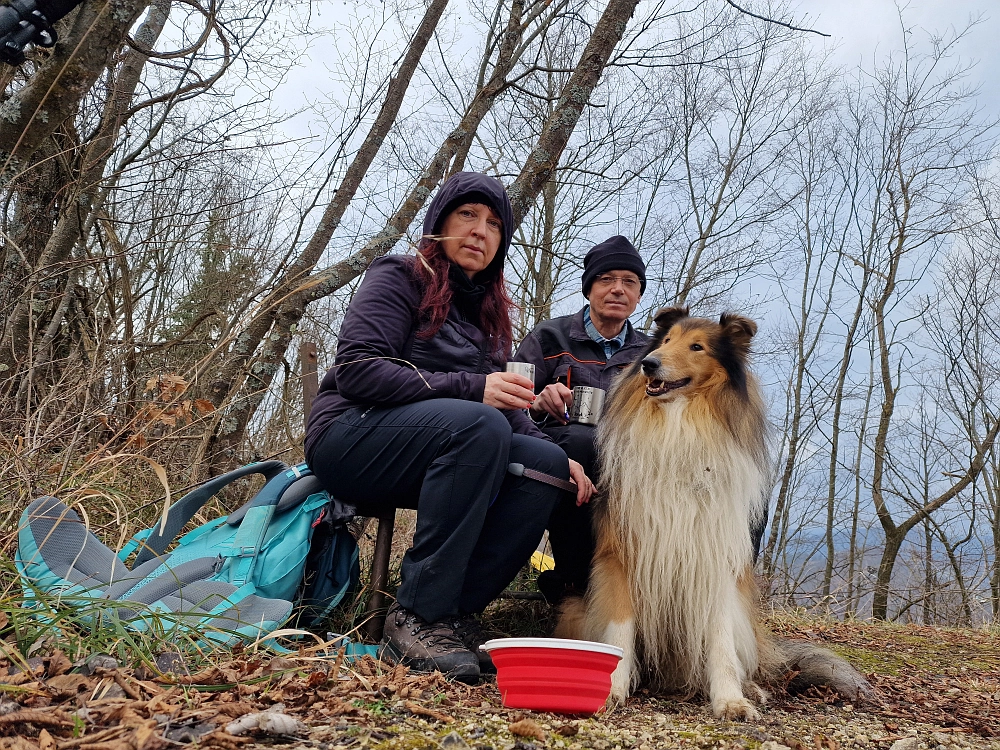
[593,274,640,290]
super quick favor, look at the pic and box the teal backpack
[16,461,361,648]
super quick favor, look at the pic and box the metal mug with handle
[568,386,606,425]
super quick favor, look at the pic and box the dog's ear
[654,306,689,334]
[719,313,757,356]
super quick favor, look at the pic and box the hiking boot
[449,614,495,675]
[379,603,480,683]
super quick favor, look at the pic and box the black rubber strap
[507,462,578,494]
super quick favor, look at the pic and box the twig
[111,670,143,700]
[724,0,830,37]
[58,727,126,749]
[498,591,545,600]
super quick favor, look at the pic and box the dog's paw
[746,682,770,704]
[602,689,628,713]
[605,664,631,710]
[605,673,629,711]
[712,696,760,721]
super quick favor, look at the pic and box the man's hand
[484,371,536,410]
[530,383,574,424]
[568,459,595,506]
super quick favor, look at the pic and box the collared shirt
[583,305,628,360]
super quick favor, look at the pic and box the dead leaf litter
[0,618,996,750]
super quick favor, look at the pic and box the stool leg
[364,509,396,642]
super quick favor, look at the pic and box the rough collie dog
[556,307,870,719]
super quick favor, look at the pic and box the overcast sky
[788,0,999,109]
[288,1,999,141]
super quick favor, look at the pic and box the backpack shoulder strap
[132,460,288,568]
[221,464,314,588]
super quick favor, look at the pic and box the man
[512,235,649,604]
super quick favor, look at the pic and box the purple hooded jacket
[304,173,548,459]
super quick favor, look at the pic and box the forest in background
[1,0,998,628]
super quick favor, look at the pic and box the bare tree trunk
[921,520,934,624]
[934,522,973,626]
[846,354,876,617]
[506,0,640,225]
[763,241,865,579]
[0,0,151,171]
[818,267,871,593]
[764,195,844,582]
[531,177,558,326]
[0,0,171,389]
[988,454,1000,622]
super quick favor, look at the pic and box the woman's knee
[449,400,512,447]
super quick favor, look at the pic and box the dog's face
[638,307,757,400]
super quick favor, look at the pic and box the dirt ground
[1,614,997,750]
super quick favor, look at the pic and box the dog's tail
[758,635,874,704]
[553,594,587,640]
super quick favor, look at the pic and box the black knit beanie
[581,236,647,296]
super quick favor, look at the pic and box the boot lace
[449,614,486,650]
[393,607,466,650]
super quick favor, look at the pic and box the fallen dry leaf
[57,727,125,750]
[0,737,39,750]
[45,673,91,700]
[403,700,454,724]
[263,658,299,681]
[35,731,53,750]
[44,652,70,678]
[166,721,218,742]
[509,718,547,742]
[199,731,252,750]
[156,666,221,686]
[133,719,162,750]
[0,709,73,732]
[212,702,262,718]
[194,398,216,413]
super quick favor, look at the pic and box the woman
[305,172,594,683]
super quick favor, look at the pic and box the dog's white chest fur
[599,397,767,689]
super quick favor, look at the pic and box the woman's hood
[422,171,514,283]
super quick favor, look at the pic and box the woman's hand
[568,459,595,507]
[484,371,536,410]
[529,383,574,424]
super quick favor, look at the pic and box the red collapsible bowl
[481,637,623,715]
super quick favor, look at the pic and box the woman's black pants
[307,399,567,623]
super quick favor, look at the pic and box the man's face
[587,270,642,324]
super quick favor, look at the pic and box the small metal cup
[505,361,535,386]
[568,386,606,425]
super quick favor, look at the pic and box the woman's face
[438,203,503,278]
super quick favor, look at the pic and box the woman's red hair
[412,240,514,355]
